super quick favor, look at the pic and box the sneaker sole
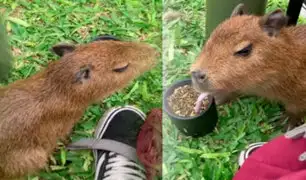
[301,3,306,18]
[238,142,266,167]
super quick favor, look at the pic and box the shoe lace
[103,152,146,180]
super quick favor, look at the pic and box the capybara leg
[285,105,305,131]
[287,114,304,131]
[0,176,24,180]
[0,148,48,180]
[213,92,240,105]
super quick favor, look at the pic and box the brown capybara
[0,35,158,179]
[191,4,306,130]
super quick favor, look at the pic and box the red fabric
[136,108,162,180]
[234,136,306,180]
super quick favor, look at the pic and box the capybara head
[191,4,290,95]
[46,35,158,101]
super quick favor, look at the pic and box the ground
[1,0,161,179]
[163,0,306,179]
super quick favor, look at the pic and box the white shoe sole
[238,142,266,167]
[300,3,306,18]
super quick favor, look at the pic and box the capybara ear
[259,9,288,37]
[73,64,94,84]
[231,3,247,17]
[92,34,120,42]
[51,43,76,57]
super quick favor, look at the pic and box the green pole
[206,0,267,38]
[0,17,12,82]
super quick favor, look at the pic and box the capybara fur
[191,4,306,130]
[0,36,157,179]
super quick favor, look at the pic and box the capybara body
[0,37,157,179]
[191,4,306,129]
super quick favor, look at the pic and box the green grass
[1,0,161,179]
[163,0,305,179]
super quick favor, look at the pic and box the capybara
[0,35,158,179]
[191,4,306,130]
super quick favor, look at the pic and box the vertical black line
[286,0,304,26]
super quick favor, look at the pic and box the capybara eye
[92,35,120,42]
[234,43,253,57]
[113,63,129,72]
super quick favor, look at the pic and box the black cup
[163,79,218,137]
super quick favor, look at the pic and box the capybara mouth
[191,77,211,93]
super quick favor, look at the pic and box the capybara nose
[92,34,120,42]
[191,70,207,82]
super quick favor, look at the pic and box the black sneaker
[67,106,147,180]
[238,142,266,168]
[94,106,146,180]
